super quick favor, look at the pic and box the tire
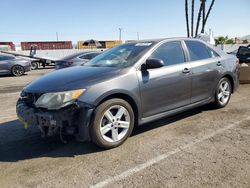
[90,98,135,149]
[11,65,25,76]
[213,77,232,108]
[31,61,39,70]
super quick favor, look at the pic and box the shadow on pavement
[132,104,215,136]
[0,104,215,162]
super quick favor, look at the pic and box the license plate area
[36,113,55,127]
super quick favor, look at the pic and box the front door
[137,41,192,118]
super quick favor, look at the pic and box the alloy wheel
[12,65,24,76]
[217,80,230,105]
[99,105,130,143]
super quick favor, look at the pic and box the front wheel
[214,77,232,108]
[31,61,39,70]
[90,98,135,149]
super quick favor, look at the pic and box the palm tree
[201,0,206,33]
[215,36,228,45]
[191,0,195,37]
[195,1,203,37]
[187,0,216,37]
[201,0,215,33]
[185,0,190,37]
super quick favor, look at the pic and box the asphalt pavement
[0,69,249,188]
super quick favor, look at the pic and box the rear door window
[207,47,219,58]
[185,40,211,61]
[150,41,185,66]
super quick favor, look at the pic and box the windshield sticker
[135,43,152,46]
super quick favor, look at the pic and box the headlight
[35,89,85,110]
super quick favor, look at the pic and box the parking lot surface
[0,69,250,188]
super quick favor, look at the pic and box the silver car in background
[0,53,31,76]
[55,51,103,70]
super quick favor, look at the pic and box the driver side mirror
[141,58,164,71]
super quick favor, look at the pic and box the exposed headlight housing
[35,89,85,110]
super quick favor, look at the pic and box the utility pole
[56,32,59,41]
[119,28,122,41]
[137,32,140,40]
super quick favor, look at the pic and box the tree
[225,39,235,44]
[185,0,190,37]
[195,2,203,37]
[201,0,206,33]
[215,36,236,45]
[185,0,216,37]
[215,36,228,45]
[191,0,195,37]
[201,0,215,33]
[242,40,249,44]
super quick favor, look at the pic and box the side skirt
[139,97,214,125]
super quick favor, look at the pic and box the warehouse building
[21,41,73,50]
[0,42,16,51]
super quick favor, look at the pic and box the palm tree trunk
[185,0,190,37]
[195,2,202,37]
[201,0,206,33]
[191,0,195,37]
[201,0,215,32]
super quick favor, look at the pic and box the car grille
[21,92,43,107]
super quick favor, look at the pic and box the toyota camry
[16,38,240,149]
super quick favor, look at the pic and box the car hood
[25,66,121,93]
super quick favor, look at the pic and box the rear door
[137,41,192,117]
[184,40,222,103]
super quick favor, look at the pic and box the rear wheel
[90,98,135,149]
[11,65,25,76]
[214,77,232,108]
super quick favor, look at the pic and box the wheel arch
[222,73,234,93]
[96,93,139,126]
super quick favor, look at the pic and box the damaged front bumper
[16,99,94,142]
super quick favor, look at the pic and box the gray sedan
[0,54,31,76]
[17,38,239,148]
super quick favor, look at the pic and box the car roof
[126,37,199,44]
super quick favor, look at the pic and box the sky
[0,0,249,44]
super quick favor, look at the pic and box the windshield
[84,42,155,67]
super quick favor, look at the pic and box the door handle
[217,61,222,66]
[182,68,190,74]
